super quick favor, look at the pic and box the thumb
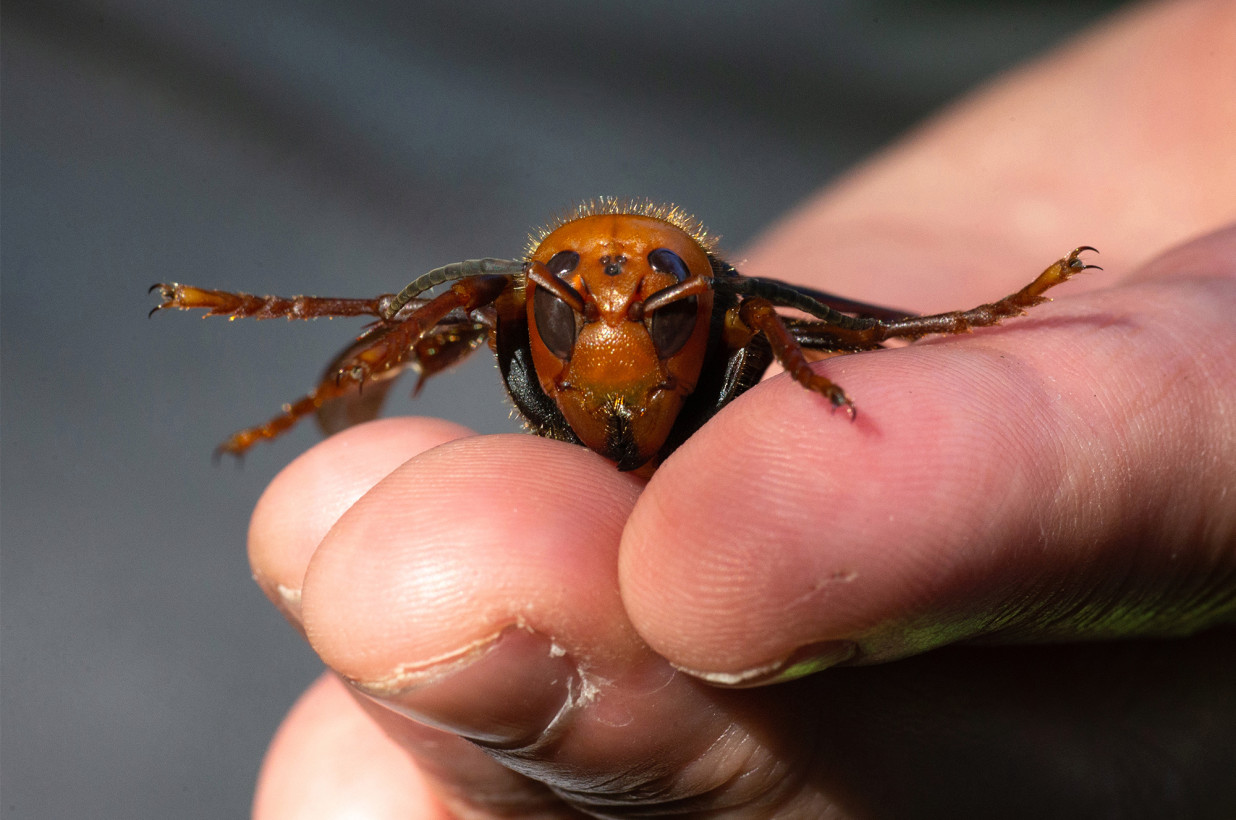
[622,227,1236,682]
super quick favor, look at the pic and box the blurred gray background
[2,1,1123,816]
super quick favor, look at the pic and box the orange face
[526,213,714,470]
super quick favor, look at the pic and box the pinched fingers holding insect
[266,430,850,816]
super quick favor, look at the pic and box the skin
[250,1,1236,816]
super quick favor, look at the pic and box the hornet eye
[533,250,583,359]
[647,248,690,282]
[546,250,579,277]
[646,248,697,357]
[533,287,579,361]
[649,296,698,358]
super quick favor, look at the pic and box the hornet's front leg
[730,247,1097,418]
[208,274,513,457]
[735,297,857,417]
[149,284,394,320]
[863,246,1100,343]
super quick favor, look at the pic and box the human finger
[248,416,473,628]
[297,434,869,815]
[742,0,1235,308]
[252,427,593,816]
[253,673,455,819]
[622,227,1236,683]
[620,0,1236,685]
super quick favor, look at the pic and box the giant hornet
[152,199,1096,472]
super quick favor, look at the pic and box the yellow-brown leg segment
[149,284,394,319]
[214,274,512,457]
[860,246,1099,344]
[215,377,363,460]
[408,327,489,396]
[738,297,856,417]
[330,275,509,387]
[734,248,1095,419]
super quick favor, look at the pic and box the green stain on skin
[851,588,1234,664]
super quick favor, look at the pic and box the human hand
[250,1,1236,816]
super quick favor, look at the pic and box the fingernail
[252,573,308,637]
[273,583,303,621]
[349,626,578,747]
[679,640,858,688]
